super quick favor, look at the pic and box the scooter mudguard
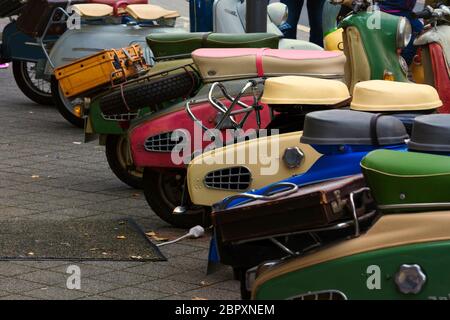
[0,21,56,63]
[129,95,272,169]
[44,24,186,75]
[252,212,450,300]
[222,144,407,209]
[429,43,450,114]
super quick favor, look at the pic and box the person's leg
[306,0,326,47]
[280,0,304,39]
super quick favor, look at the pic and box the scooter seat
[409,114,450,152]
[125,4,180,21]
[147,33,280,59]
[192,48,345,82]
[361,150,450,212]
[71,4,114,18]
[351,80,442,112]
[300,110,408,146]
[261,76,350,106]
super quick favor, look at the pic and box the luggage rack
[186,79,265,141]
[100,63,200,121]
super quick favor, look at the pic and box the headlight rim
[396,17,412,49]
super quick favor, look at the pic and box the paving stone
[57,278,123,295]
[183,287,241,300]
[24,286,89,300]
[123,263,183,279]
[16,270,68,286]
[91,270,155,286]
[102,287,168,300]
[137,279,200,295]
[0,262,38,277]
[0,277,45,293]
[0,294,38,300]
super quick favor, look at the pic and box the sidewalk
[0,67,240,300]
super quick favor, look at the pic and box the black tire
[105,135,143,189]
[12,60,53,106]
[232,267,251,300]
[50,77,84,128]
[100,71,198,116]
[143,168,210,229]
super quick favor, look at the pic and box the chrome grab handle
[185,100,210,133]
[217,182,299,210]
[349,187,371,238]
[39,7,72,69]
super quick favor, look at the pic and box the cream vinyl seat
[71,4,114,18]
[351,80,442,111]
[192,48,346,82]
[261,76,351,107]
[125,4,180,21]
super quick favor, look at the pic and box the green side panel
[88,96,158,135]
[255,240,450,300]
[340,11,408,82]
[361,150,450,212]
[147,32,280,58]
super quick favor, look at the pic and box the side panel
[187,132,323,206]
[254,241,450,300]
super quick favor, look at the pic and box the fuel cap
[282,147,304,169]
[395,264,426,294]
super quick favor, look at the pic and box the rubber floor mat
[0,218,166,262]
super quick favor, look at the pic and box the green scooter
[251,114,450,300]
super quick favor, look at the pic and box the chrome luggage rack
[186,79,265,142]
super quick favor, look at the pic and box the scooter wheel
[12,60,53,106]
[143,168,211,229]
[99,71,198,116]
[105,135,143,189]
[50,77,84,128]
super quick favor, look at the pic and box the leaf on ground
[116,235,127,240]
[145,231,156,237]
[131,255,143,260]
[192,297,208,300]
[152,236,169,242]
[31,175,40,179]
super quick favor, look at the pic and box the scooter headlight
[396,17,412,49]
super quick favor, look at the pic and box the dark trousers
[280,0,326,47]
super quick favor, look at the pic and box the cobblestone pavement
[0,67,240,300]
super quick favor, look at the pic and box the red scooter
[413,4,450,113]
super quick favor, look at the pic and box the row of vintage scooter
[7,0,450,299]
[0,0,312,127]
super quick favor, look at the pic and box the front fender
[1,21,51,62]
